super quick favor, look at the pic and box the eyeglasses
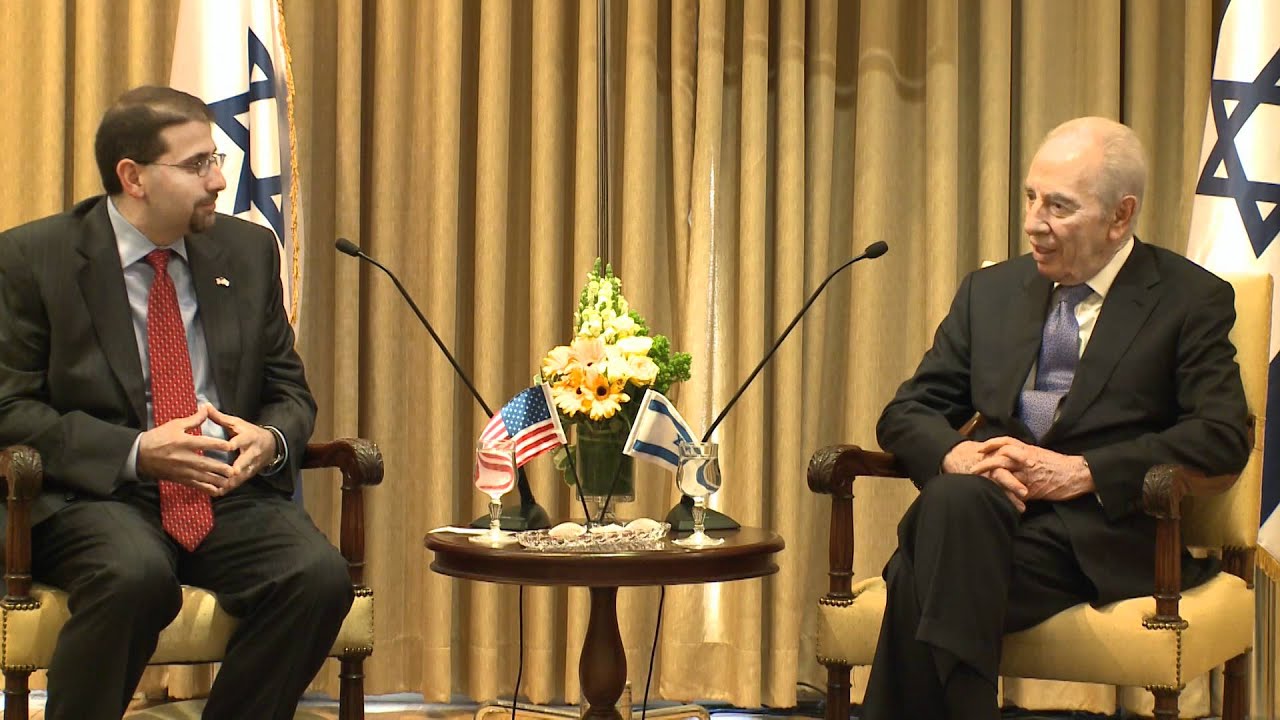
[142,152,227,177]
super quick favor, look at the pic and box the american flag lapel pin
[215,276,231,287]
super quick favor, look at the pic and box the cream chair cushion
[817,574,1253,688]
[0,583,373,669]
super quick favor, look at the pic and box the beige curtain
[0,0,1250,716]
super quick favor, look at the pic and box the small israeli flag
[623,389,696,473]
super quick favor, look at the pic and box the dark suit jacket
[0,196,316,526]
[876,239,1250,602]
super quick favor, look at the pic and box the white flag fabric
[170,0,304,325]
[1185,0,1280,572]
[623,389,697,473]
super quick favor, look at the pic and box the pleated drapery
[4,1,1263,716]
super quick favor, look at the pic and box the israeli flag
[170,0,305,325]
[623,389,696,473]
[1185,0,1280,574]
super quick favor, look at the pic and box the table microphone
[334,238,550,530]
[666,241,890,531]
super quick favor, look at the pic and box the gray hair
[1042,117,1147,221]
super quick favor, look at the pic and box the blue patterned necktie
[1019,284,1093,441]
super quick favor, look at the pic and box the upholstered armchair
[0,438,382,720]
[809,272,1270,720]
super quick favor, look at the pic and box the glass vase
[566,421,634,523]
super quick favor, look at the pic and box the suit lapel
[76,203,147,424]
[995,267,1053,433]
[185,233,241,408]
[1049,241,1159,437]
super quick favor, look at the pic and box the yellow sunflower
[550,367,591,417]
[583,370,630,421]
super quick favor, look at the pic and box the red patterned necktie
[144,249,214,551]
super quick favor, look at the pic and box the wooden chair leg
[339,656,366,720]
[1150,686,1180,720]
[824,662,851,720]
[1222,651,1250,720]
[3,670,30,720]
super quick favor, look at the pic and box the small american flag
[479,385,567,467]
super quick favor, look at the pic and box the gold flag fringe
[275,0,302,326]
[1259,546,1280,582]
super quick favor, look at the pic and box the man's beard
[189,204,218,233]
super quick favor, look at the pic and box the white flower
[615,335,652,356]
[607,314,636,337]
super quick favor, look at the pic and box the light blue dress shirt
[108,199,256,480]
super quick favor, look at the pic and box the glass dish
[516,522,671,552]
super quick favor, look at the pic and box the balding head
[1039,117,1147,222]
[1022,117,1145,284]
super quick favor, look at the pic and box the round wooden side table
[424,527,784,720]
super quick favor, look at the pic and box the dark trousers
[861,474,1096,720]
[31,482,354,720]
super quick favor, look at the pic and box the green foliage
[648,334,692,395]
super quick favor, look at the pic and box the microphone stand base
[470,502,552,531]
[664,497,740,532]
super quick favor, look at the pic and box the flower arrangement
[540,260,692,500]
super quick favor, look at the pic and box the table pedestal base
[476,586,710,720]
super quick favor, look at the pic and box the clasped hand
[941,437,1093,512]
[136,404,276,496]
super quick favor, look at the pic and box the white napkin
[427,526,491,535]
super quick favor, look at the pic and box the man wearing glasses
[0,86,351,719]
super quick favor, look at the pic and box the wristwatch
[263,426,287,474]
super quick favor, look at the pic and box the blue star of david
[1194,43,1280,258]
[205,29,286,244]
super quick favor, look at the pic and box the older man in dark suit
[0,86,351,720]
[861,117,1250,719]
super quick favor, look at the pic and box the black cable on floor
[796,681,825,697]
[640,585,666,720]
[511,584,526,720]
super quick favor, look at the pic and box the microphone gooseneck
[700,241,890,441]
[334,238,492,416]
[335,239,550,528]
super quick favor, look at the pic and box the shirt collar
[107,197,189,268]
[1057,237,1133,299]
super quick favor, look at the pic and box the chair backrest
[1182,272,1271,550]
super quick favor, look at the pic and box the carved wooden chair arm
[301,438,384,488]
[807,445,904,496]
[1141,464,1238,520]
[0,446,43,502]
[301,438,384,586]
[1,445,43,603]
[808,445,905,602]
[1141,462,1242,627]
